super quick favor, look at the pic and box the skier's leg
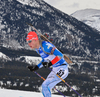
[42,65,68,97]
[42,71,55,97]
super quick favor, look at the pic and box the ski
[26,23,72,64]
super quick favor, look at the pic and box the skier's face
[27,40,39,49]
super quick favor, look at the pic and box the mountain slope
[71,9,100,31]
[0,0,100,61]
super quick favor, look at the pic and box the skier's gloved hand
[27,65,39,72]
[42,61,52,68]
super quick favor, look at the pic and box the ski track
[0,88,64,97]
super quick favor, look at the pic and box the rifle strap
[39,40,53,55]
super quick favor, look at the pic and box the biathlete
[26,31,69,97]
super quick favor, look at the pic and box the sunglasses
[27,40,32,43]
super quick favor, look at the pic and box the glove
[27,65,39,72]
[42,61,52,68]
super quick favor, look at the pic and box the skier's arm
[43,42,63,57]
[27,58,44,72]
[53,48,63,57]
[37,58,44,68]
[43,42,64,65]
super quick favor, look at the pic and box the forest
[0,59,100,97]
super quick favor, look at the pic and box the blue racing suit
[36,41,69,97]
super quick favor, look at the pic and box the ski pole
[33,71,66,97]
[48,68,82,97]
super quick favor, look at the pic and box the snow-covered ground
[0,52,11,61]
[16,56,42,65]
[0,88,63,97]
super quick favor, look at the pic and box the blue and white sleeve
[37,58,44,68]
[42,41,63,57]
[53,48,63,57]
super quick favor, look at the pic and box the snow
[0,88,63,97]
[0,52,11,61]
[71,9,100,31]
[16,56,42,65]
[17,0,40,8]
[0,52,7,58]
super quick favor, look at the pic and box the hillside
[71,9,100,31]
[0,0,100,60]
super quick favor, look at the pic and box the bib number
[57,69,64,77]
